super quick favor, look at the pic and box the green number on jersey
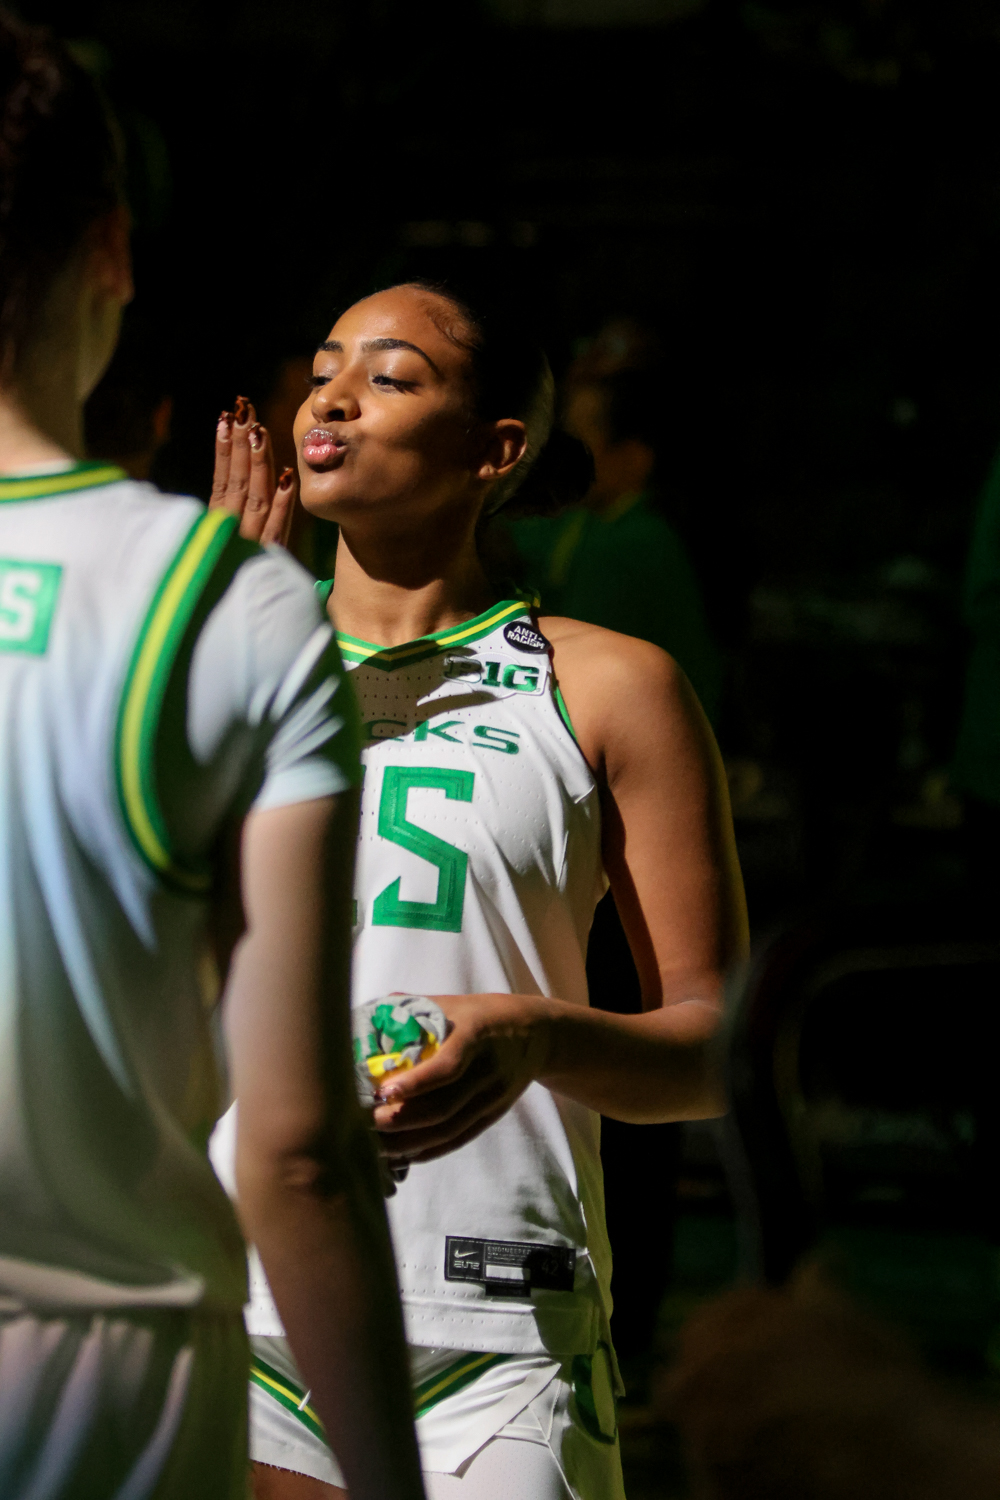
[0,560,62,655]
[372,766,475,933]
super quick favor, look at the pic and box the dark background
[28,0,1000,915]
[25,3,1000,1472]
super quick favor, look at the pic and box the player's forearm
[537,995,726,1122]
[239,1120,425,1500]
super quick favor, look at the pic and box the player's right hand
[210,395,297,546]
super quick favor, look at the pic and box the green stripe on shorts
[251,1348,513,1443]
[250,1357,327,1442]
[413,1352,511,1418]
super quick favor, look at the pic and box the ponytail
[0,10,121,374]
[498,427,595,518]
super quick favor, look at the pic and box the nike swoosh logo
[453,1250,479,1259]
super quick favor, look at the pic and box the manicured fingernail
[217,410,233,432]
[278,466,293,488]
[234,395,249,425]
[249,422,263,450]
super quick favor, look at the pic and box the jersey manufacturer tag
[503,621,549,654]
[445,1235,576,1297]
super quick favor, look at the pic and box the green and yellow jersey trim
[0,460,127,502]
[115,508,246,895]
[250,1349,512,1443]
[332,598,529,671]
[554,683,578,742]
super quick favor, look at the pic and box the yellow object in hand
[365,1038,439,1082]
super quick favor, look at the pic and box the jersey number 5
[372,766,474,933]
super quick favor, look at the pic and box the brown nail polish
[278,466,293,488]
[217,409,233,429]
[249,422,263,450]
[234,395,249,425]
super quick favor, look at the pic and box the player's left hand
[371,992,554,1164]
[210,395,297,545]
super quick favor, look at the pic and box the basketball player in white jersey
[213,281,748,1500]
[0,15,424,1500]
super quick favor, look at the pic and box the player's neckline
[335,597,530,671]
[0,460,127,503]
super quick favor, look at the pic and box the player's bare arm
[227,792,425,1500]
[373,620,748,1160]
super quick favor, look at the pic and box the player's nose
[313,375,361,422]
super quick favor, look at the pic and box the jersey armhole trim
[551,669,602,798]
[553,682,578,743]
[114,508,246,895]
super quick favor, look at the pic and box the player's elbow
[658,998,728,1122]
[234,1098,366,1219]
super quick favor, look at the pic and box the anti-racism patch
[503,621,549,654]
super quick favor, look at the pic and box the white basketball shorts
[0,1307,248,1500]
[249,1335,625,1500]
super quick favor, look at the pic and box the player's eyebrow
[316,337,440,376]
[361,338,439,375]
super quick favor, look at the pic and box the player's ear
[476,418,527,483]
[85,204,134,308]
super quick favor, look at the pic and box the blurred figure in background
[258,352,338,576]
[84,315,173,479]
[508,367,722,724]
[668,1278,1000,1500]
[256,354,311,476]
[953,445,1000,890]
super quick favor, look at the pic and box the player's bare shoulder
[541,614,687,711]
[539,615,699,782]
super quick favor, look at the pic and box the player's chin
[298,470,401,526]
[297,465,356,520]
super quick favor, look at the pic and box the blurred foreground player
[212,280,748,1500]
[0,16,424,1500]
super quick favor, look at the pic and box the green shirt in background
[954,448,1000,806]
[507,492,723,723]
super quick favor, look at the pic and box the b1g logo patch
[0,560,63,655]
[503,621,549,654]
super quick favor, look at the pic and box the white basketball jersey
[0,464,357,1317]
[341,596,611,1359]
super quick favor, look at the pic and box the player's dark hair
[0,11,122,375]
[385,279,595,517]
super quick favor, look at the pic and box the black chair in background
[721,896,1000,1376]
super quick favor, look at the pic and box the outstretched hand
[371,992,553,1164]
[210,394,297,545]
